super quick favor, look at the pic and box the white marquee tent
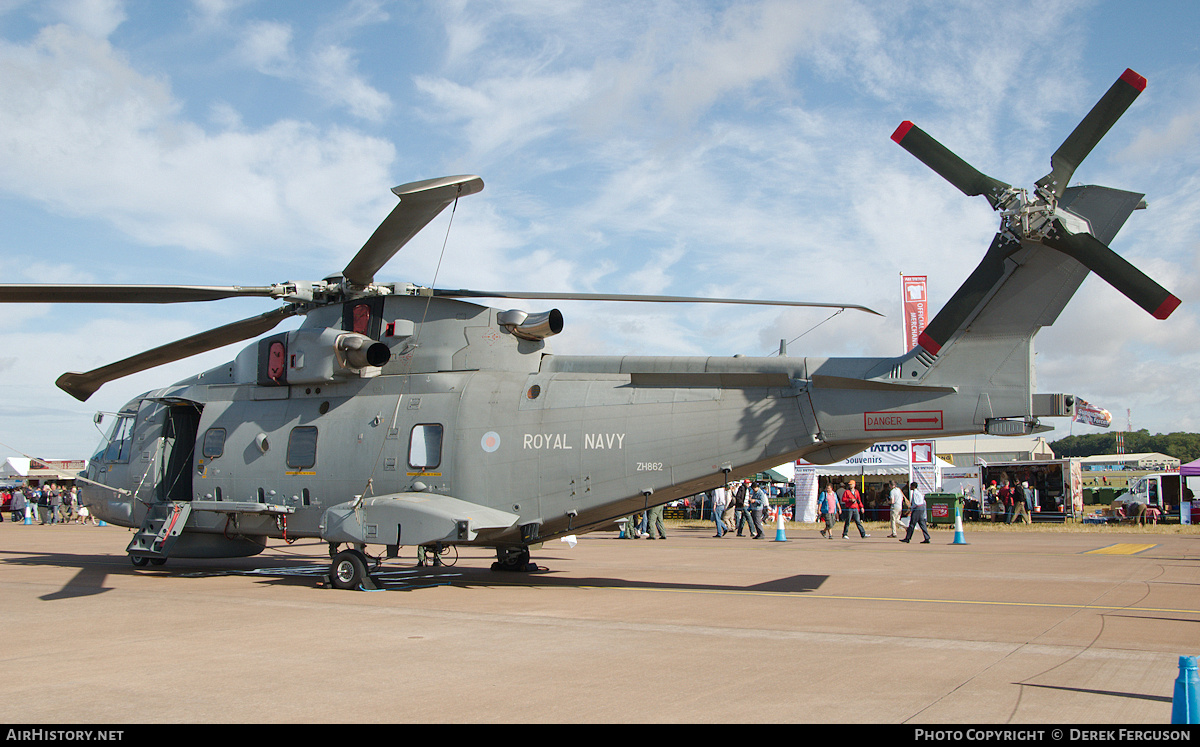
[792,441,949,521]
[0,457,87,484]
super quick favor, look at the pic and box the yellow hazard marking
[1084,543,1158,555]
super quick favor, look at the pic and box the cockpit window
[102,415,136,463]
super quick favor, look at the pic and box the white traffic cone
[952,504,968,545]
[773,508,788,542]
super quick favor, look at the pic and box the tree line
[1050,430,1200,464]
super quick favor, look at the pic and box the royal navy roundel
[481,431,501,453]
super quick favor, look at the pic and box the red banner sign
[902,275,928,352]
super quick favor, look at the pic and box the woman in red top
[999,481,1015,524]
[840,479,870,539]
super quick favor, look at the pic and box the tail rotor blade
[917,233,1018,354]
[892,122,1011,208]
[1042,224,1179,319]
[1036,69,1146,198]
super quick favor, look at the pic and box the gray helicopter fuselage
[81,292,997,552]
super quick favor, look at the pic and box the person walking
[1011,481,1032,524]
[59,487,75,524]
[735,480,753,537]
[840,479,870,539]
[35,487,49,524]
[985,480,1000,521]
[817,482,838,539]
[748,482,767,539]
[900,481,931,544]
[712,486,728,537]
[887,481,906,538]
[48,487,61,525]
[645,502,666,540]
[9,488,25,523]
[1000,480,1015,524]
[722,482,737,532]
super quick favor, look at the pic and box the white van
[1119,473,1197,524]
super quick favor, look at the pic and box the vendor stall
[794,441,947,522]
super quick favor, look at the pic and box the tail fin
[882,68,1179,427]
[900,186,1144,393]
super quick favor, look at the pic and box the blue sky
[1,0,1198,460]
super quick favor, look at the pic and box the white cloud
[230,10,392,122]
[0,24,397,260]
[237,19,293,74]
[311,44,391,122]
[415,68,592,161]
[48,0,126,38]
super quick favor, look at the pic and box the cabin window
[102,415,135,463]
[408,424,443,470]
[286,426,319,469]
[202,428,226,459]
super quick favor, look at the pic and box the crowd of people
[655,477,939,544]
[1,483,98,525]
[814,478,931,543]
[983,479,1037,524]
[707,479,773,539]
[621,479,781,540]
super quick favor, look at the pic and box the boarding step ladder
[127,501,192,564]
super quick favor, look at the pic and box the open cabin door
[154,400,203,503]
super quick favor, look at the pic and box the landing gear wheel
[330,549,370,590]
[130,555,150,567]
[149,558,167,566]
[492,547,536,572]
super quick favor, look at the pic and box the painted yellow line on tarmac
[578,585,1200,616]
[1084,543,1159,555]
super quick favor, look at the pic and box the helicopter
[0,67,1177,589]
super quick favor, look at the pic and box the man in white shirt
[711,486,728,537]
[887,481,906,538]
[900,481,931,544]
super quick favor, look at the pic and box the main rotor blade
[56,306,299,402]
[430,289,883,316]
[1041,223,1179,320]
[891,122,1011,209]
[342,175,484,287]
[1036,69,1146,199]
[0,284,278,304]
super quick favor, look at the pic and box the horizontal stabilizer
[810,374,956,394]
